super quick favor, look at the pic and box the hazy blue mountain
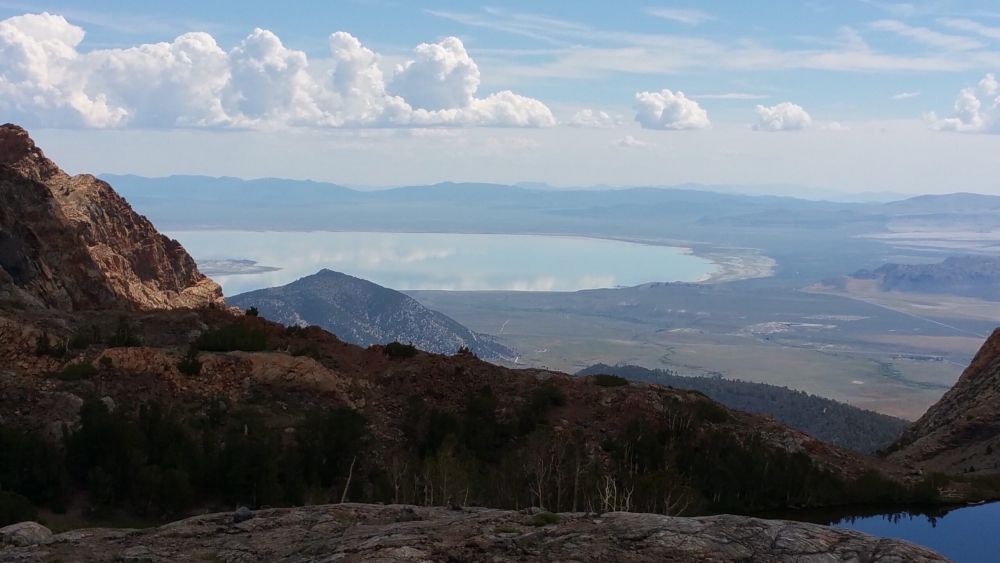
[228,269,515,361]
[100,174,995,215]
[102,174,358,204]
[578,363,909,454]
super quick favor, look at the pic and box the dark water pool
[768,502,1000,562]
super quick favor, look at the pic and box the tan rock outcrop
[0,124,224,311]
[0,316,63,373]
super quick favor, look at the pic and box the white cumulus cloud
[823,122,849,131]
[925,73,1000,134]
[0,13,128,127]
[225,29,324,127]
[752,102,812,132]
[388,37,478,111]
[634,89,710,130]
[615,135,650,148]
[0,12,554,129]
[568,109,619,128]
[892,92,920,100]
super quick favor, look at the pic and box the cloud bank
[0,12,555,129]
[634,89,711,130]
[925,73,999,134]
[753,102,812,131]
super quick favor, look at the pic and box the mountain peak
[0,124,225,311]
[0,123,60,182]
[229,270,515,361]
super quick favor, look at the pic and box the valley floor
[408,284,988,420]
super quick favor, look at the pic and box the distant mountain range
[578,363,909,454]
[824,256,1000,301]
[103,174,910,204]
[103,173,1000,287]
[228,269,515,361]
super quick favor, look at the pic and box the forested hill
[578,364,909,454]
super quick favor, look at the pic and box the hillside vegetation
[579,364,909,454]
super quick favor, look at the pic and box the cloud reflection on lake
[166,231,717,296]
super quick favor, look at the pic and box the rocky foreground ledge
[1,504,948,563]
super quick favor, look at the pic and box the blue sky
[3,1,1000,194]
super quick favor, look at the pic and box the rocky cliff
[0,504,949,562]
[0,124,223,311]
[889,327,1000,473]
[229,269,515,361]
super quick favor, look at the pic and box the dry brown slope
[889,327,1000,474]
[0,124,223,311]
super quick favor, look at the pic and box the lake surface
[774,502,1000,562]
[834,502,1000,562]
[167,231,717,296]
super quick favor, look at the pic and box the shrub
[35,332,66,358]
[69,325,101,350]
[106,316,143,348]
[0,298,26,311]
[99,355,114,369]
[245,306,259,317]
[913,473,949,504]
[0,425,70,512]
[87,467,115,515]
[693,399,730,424]
[176,344,202,376]
[0,490,37,527]
[291,342,320,359]
[160,468,195,515]
[516,383,566,436]
[50,362,98,381]
[285,325,307,337]
[532,511,560,526]
[194,323,267,352]
[593,374,628,387]
[495,524,522,534]
[384,341,417,359]
[456,345,475,357]
[847,469,910,505]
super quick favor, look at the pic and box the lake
[835,502,1000,562]
[773,502,1000,562]
[167,231,718,296]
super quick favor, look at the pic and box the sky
[3,1,1000,195]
